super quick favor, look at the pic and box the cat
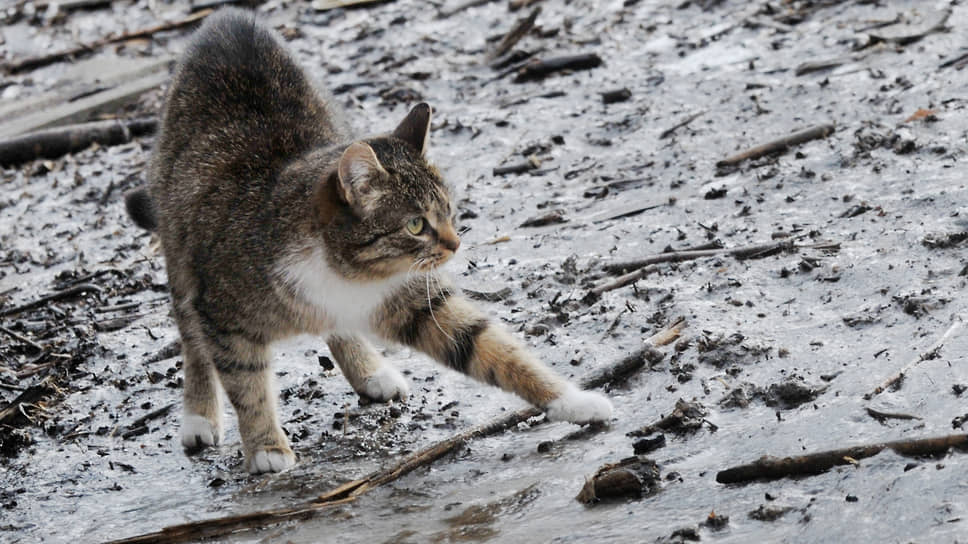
[125,8,612,474]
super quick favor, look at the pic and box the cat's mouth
[421,250,453,270]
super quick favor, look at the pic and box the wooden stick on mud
[32,0,113,10]
[602,240,839,276]
[0,283,103,318]
[716,123,835,168]
[0,381,57,425]
[513,53,603,82]
[488,7,540,61]
[864,315,965,400]
[0,117,157,167]
[0,325,45,352]
[716,433,968,484]
[107,318,686,544]
[2,9,213,74]
[587,241,841,301]
[311,0,396,10]
[585,265,659,301]
[659,111,705,139]
[509,0,543,10]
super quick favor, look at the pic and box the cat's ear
[337,142,387,209]
[392,102,432,156]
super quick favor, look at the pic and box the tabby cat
[125,8,612,473]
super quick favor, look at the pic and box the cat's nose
[438,223,461,252]
[441,235,460,252]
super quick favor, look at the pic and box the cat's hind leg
[327,334,409,402]
[180,340,224,450]
[209,336,295,473]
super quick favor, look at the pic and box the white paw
[180,414,222,450]
[545,386,613,424]
[247,448,296,474]
[363,366,410,401]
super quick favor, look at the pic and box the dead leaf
[903,108,936,123]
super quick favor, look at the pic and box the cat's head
[324,103,460,280]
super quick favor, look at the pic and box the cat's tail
[124,187,158,231]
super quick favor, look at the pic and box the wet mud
[2,0,967,542]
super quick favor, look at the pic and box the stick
[311,0,395,10]
[0,283,103,317]
[716,433,968,484]
[488,7,540,61]
[865,407,921,422]
[438,0,499,18]
[2,9,212,74]
[0,117,156,167]
[744,15,794,33]
[867,7,950,45]
[121,402,177,439]
[0,325,44,352]
[508,0,543,10]
[795,54,866,76]
[864,315,964,400]
[0,381,56,425]
[513,53,603,83]
[600,88,632,105]
[33,0,112,10]
[716,123,835,168]
[108,318,685,544]
[585,266,659,301]
[659,111,704,139]
[602,240,839,275]
[493,155,540,176]
[939,51,968,70]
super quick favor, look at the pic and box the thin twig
[716,123,836,168]
[0,325,44,352]
[108,318,686,544]
[585,266,659,301]
[864,315,965,400]
[659,111,705,139]
[865,407,921,422]
[717,433,968,484]
[0,283,103,317]
[488,7,540,61]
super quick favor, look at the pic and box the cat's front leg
[375,281,612,423]
[326,333,409,402]
[211,341,295,473]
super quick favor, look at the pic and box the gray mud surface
[2,1,967,542]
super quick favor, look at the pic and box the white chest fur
[274,247,405,332]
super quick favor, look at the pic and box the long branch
[716,433,968,484]
[2,9,212,74]
[0,283,102,318]
[107,318,685,544]
[602,240,839,276]
[0,117,156,167]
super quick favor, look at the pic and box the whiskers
[420,260,456,345]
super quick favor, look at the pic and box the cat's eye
[406,217,426,235]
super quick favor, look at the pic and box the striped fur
[375,278,571,410]
[134,9,611,474]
